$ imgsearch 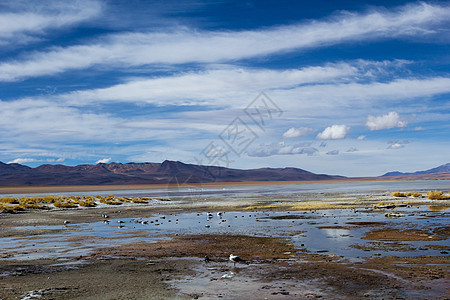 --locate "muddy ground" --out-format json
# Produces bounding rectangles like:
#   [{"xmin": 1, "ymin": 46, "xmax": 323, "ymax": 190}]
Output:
[
  {"xmin": 0, "ymin": 192, "xmax": 449, "ymax": 299},
  {"xmin": 1, "ymin": 232, "xmax": 448, "ymax": 299}
]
